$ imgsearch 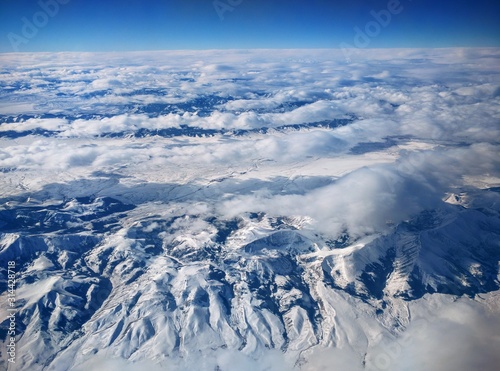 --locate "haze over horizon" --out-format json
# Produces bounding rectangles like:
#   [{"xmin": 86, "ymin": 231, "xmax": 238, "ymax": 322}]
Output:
[{"xmin": 1, "ymin": 0, "xmax": 499, "ymax": 53}]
